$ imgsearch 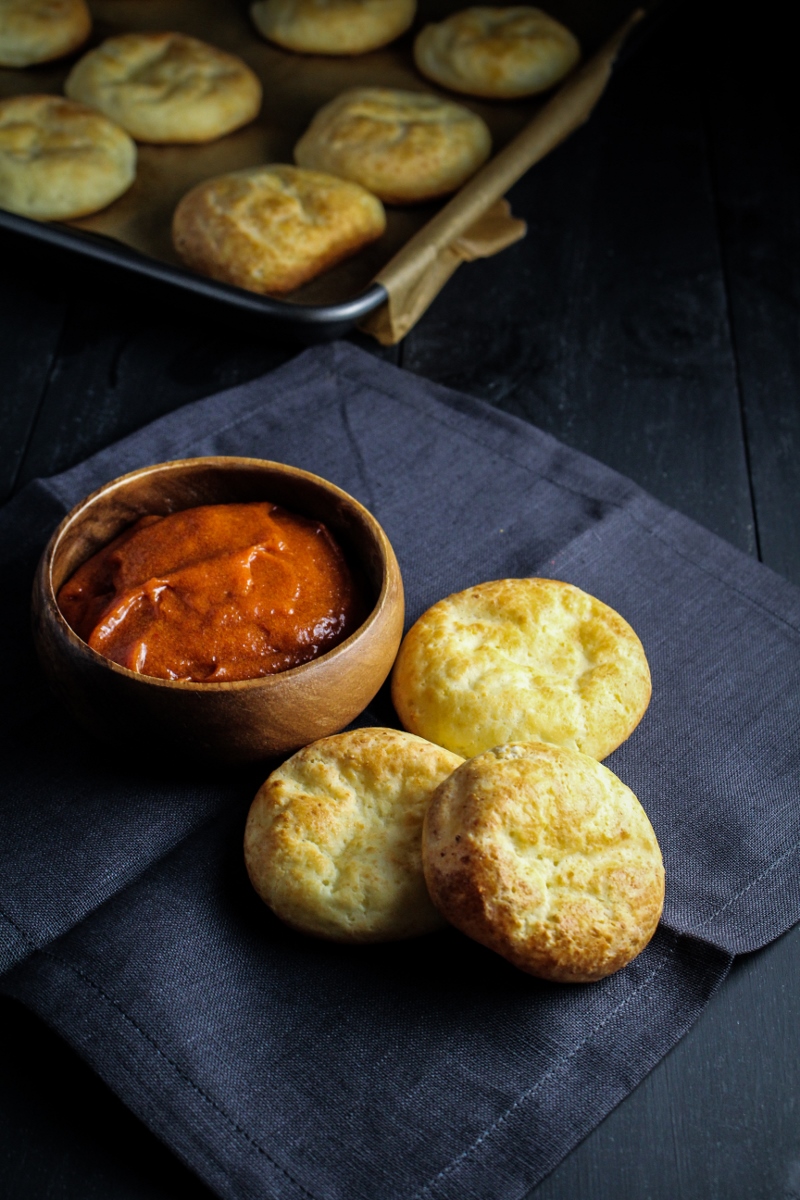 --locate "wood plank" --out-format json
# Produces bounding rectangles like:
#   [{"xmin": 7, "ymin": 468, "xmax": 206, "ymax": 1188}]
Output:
[
  {"xmin": 707, "ymin": 0, "xmax": 800, "ymax": 585},
  {"xmin": 11, "ymin": 250, "xmax": 399, "ymax": 492},
  {"xmin": 402, "ymin": 0, "xmax": 755, "ymax": 554},
  {"xmin": 0, "ymin": 231, "xmax": 65, "ymax": 503},
  {"xmin": 532, "ymin": 4, "xmax": 800, "ymax": 1195},
  {"xmin": 12, "ymin": 259, "xmax": 291, "ymax": 490}
]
